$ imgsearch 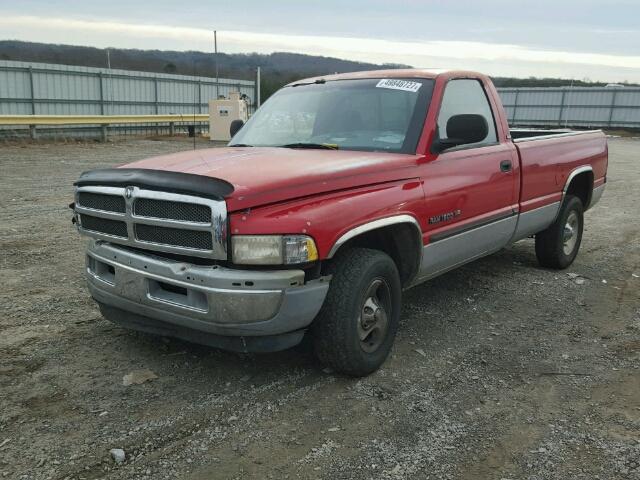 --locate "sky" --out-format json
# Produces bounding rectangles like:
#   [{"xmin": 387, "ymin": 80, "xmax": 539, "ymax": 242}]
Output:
[{"xmin": 0, "ymin": 0, "xmax": 639, "ymax": 82}]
